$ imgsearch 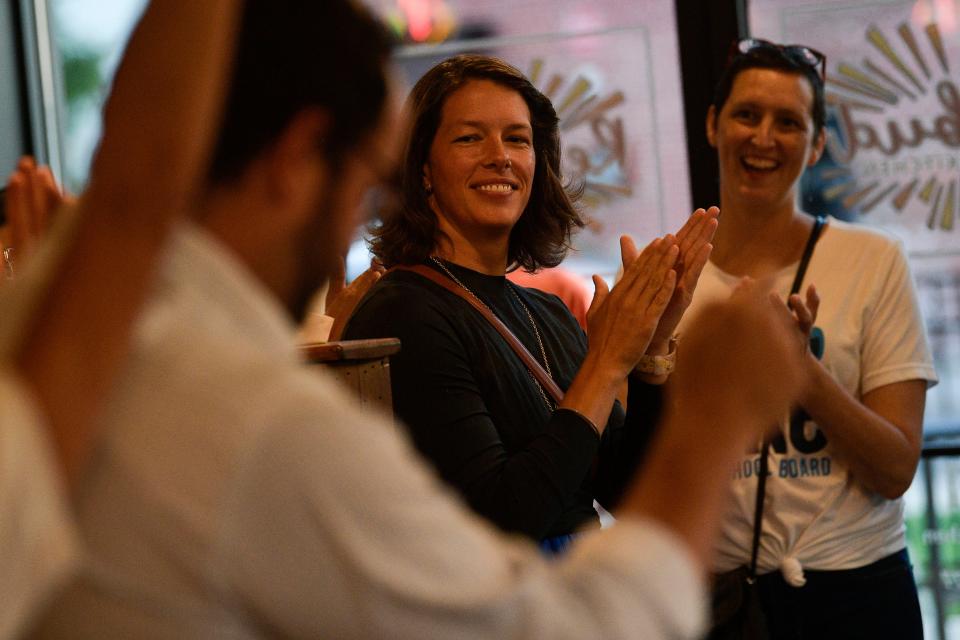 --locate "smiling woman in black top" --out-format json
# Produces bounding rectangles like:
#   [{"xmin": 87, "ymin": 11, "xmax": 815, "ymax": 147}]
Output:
[{"xmin": 345, "ymin": 54, "xmax": 717, "ymax": 551}]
